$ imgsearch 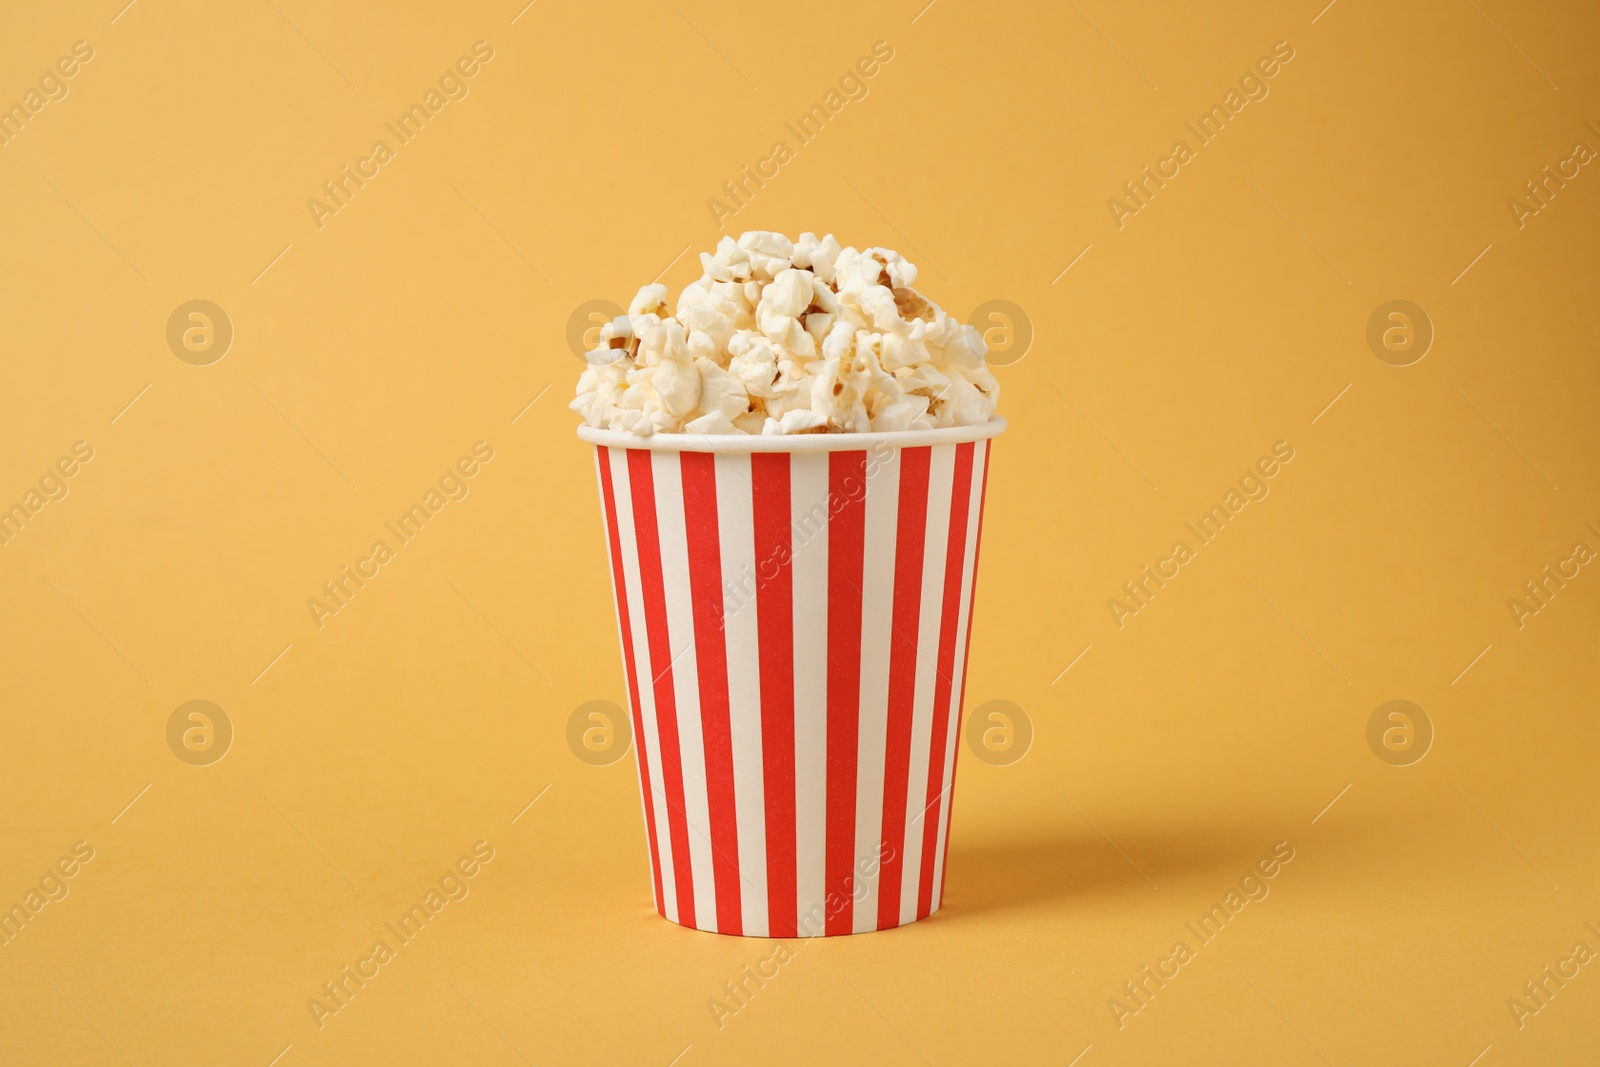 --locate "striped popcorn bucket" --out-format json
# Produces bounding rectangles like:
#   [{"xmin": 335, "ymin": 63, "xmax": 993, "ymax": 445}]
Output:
[{"xmin": 578, "ymin": 419, "xmax": 1003, "ymax": 936}]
